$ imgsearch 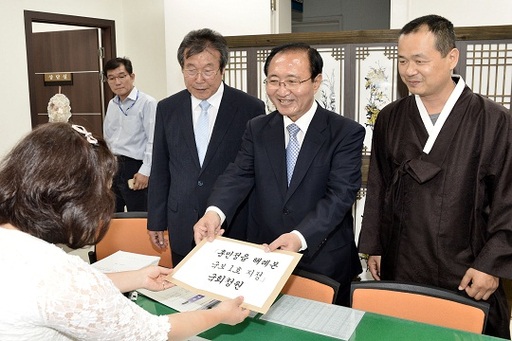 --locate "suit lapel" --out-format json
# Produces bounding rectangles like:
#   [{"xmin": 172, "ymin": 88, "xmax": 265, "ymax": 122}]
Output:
[
  {"xmin": 263, "ymin": 113, "xmax": 288, "ymax": 199},
  {"xmin": 201, "ymin": 86, "xmax": 234, "ymax": 172},
  {"xmin": 286, "ymin": 107, "xmax": 327, "ymax": 201},
  {"xmin": 178, "ymin": 95, "xmax": 201, "ymax": 169}
]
